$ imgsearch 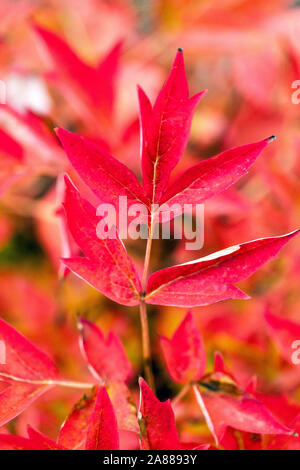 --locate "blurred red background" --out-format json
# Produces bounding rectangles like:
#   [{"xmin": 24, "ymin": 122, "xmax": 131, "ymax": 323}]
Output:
[{"xmin": 0, "ymin": 0, "xmax": 300, "ymax": 449}]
